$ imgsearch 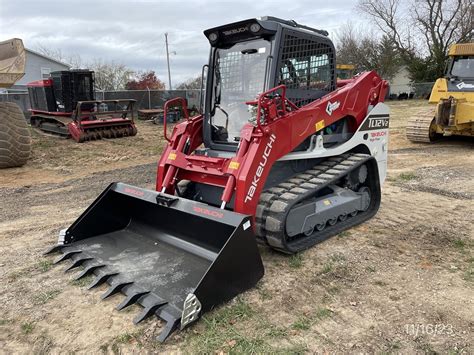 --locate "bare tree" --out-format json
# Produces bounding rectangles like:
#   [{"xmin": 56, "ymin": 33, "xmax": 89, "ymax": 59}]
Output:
[
  {"xmin": 35, "ymin": 45, "xmax": 135, "ymax": 90},
  {"xmin": 89, "ymin": 59, "xmax": 135, "ymax": 91},
  {"xmin": 358, "ymin": 0, "xmax": 473, "ymax": 81},
  {"xmin": 176, "ymin": 75, "xmax": 202, "ymax": 90},
  {"xmin": 336, "ymin": 23, "xmax": 401, "ymax": 80},
  {"xmin": 35, "ymin": 44, "xmax": 83, "ymax": 68}
]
